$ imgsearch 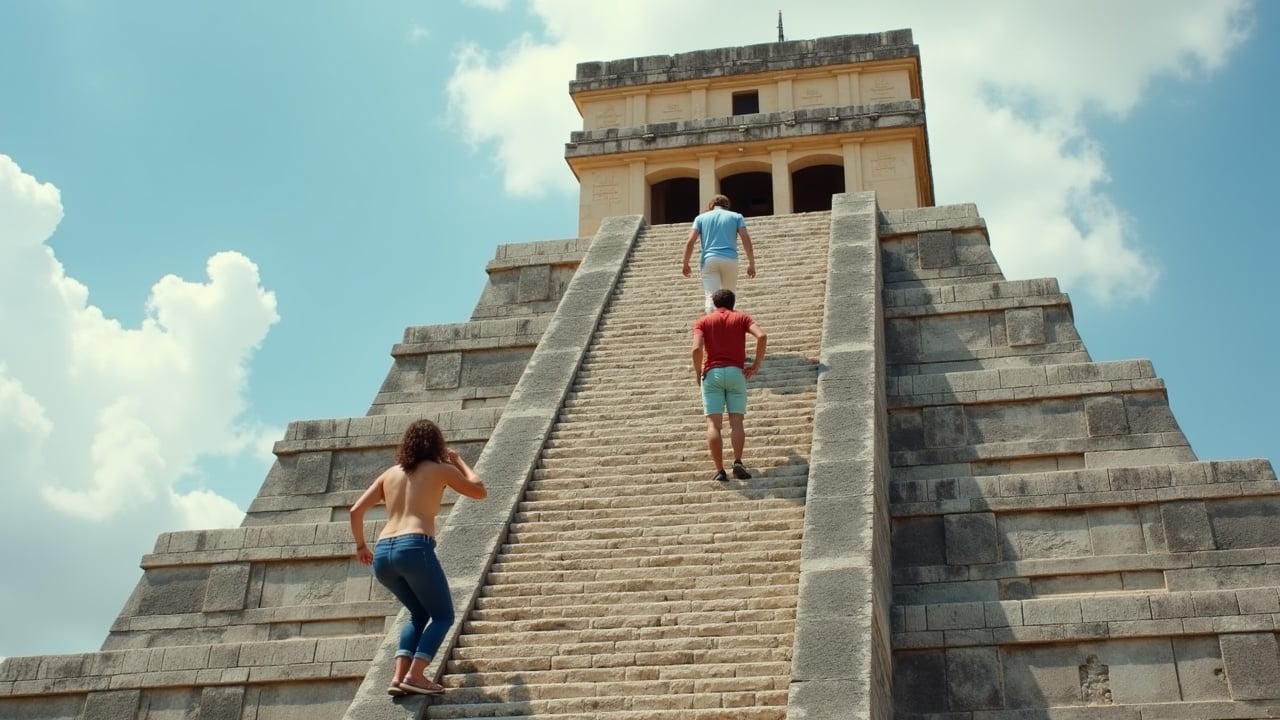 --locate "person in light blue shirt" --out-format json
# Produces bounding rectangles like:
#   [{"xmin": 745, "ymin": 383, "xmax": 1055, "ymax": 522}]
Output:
[{"xmin": 681, "ymin": 194, "xmax": 756, "ymax": 313}]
